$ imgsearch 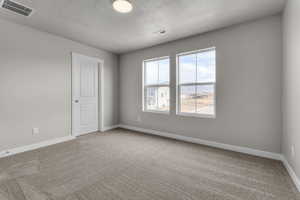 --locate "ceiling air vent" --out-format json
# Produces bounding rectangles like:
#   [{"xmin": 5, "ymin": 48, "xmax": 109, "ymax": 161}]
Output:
[{"xmin": 1, "ymin": 0, "xmax": 33, "ymax": 16}]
